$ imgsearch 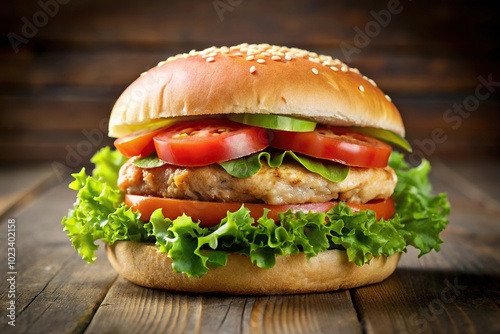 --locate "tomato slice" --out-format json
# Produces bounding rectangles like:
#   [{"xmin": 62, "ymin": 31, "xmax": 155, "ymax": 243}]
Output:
[
  {"xmin": 125, "ymin": 195, "xmax": 395, "ymax": 227},
  {"xmin": 153, "ymin": 119, "xmax": 269, "ymax": 166},
  {"xmin": 114, "ymin": 128, "xmax": 164, "ymax": 158},
  {"xmin": 269, "ymin": 126, "xmax": 392, "ymax": 168},
  {"xmin": 228, "ymin": 114, "xmax": 317, "ymax": 132}
]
